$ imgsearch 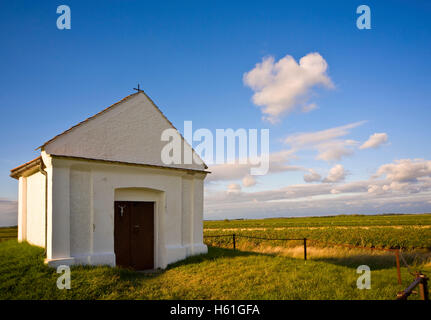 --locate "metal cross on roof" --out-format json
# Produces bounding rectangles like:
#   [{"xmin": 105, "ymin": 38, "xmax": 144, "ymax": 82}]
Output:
[{"xmin": 133, "ymin": 84, "xmax": 143, "ymax": 92}]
